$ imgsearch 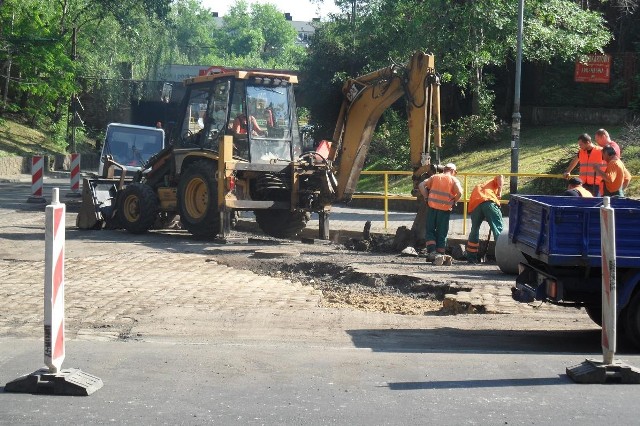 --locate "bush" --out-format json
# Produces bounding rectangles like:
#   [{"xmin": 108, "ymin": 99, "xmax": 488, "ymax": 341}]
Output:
[{"xmin": 446, "ymin": 114, "xmax": 502, "ymax": 154}]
